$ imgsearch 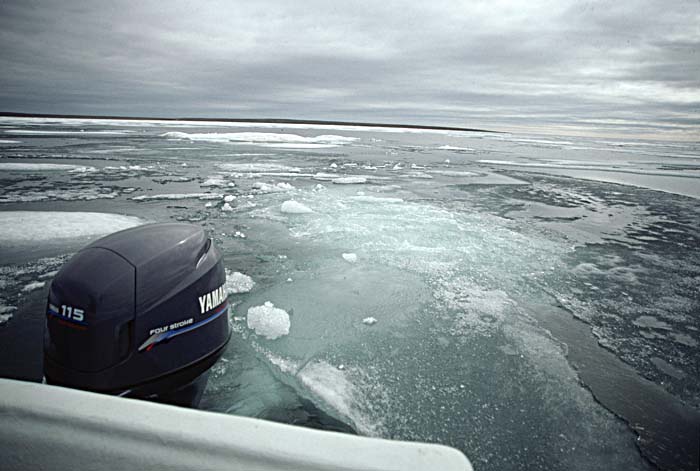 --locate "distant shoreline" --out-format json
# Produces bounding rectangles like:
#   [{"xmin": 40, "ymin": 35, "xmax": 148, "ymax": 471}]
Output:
[{"xmin": 0, "ymin": 111, "xmax": 499, "ymax": 134}]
